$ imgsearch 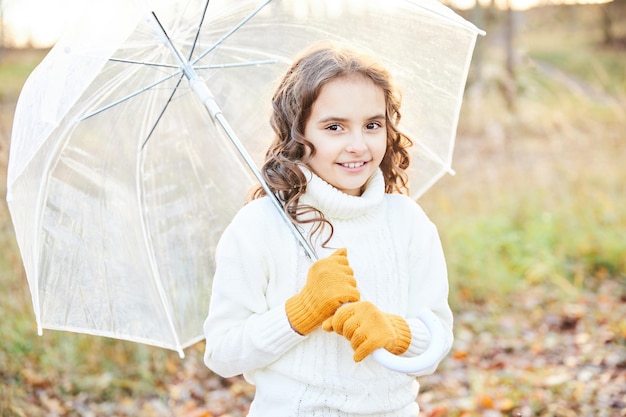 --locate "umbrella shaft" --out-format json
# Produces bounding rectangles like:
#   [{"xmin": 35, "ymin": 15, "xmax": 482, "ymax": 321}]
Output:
[
  {"xmin": 215, "ymin": 110, "xmax": 318, "ymax": 261},
  {"xmin": 190, "ymin": 80, "xmax": 318, "ymax": 261}
]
